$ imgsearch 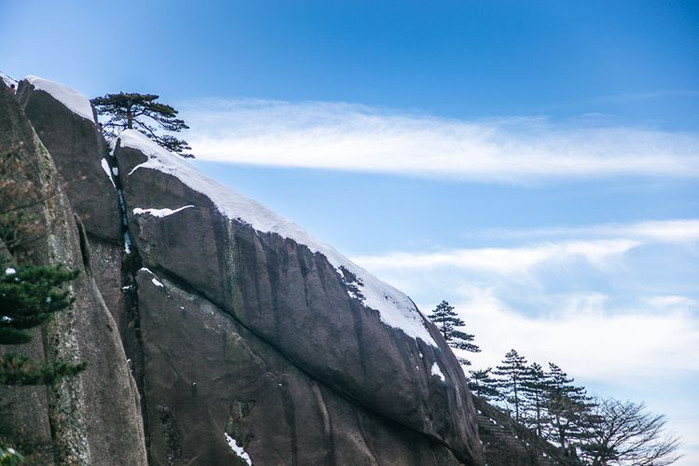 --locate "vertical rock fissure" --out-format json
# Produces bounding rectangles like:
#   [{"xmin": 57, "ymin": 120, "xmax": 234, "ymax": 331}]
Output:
[
  {"xmin": 310, "ymin": 381, "xmax": 335, "ymax": 466},
  {"xmin": 279, "ymin": 378, "xmax": 299, "ymax": 466},
  {"xmin": 104, "ymin": 148, "xmax": 151, "ymax": 461}
]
